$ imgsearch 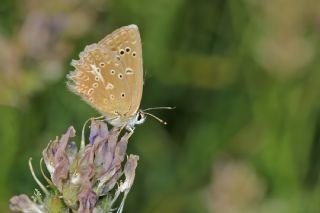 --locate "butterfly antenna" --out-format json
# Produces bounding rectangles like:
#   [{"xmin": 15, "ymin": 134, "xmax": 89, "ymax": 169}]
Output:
[
  {"xmin": 142, "ymin": 106, "xmax": 175, "ymax": 112},
  {"xmin": 143, "ymin": 112, "xmax": 168, "ymax": 125}
]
